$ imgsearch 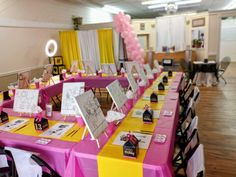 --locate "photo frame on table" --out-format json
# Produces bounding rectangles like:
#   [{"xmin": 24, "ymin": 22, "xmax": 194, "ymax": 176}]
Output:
[
  {"xmin": 74, "ymin": 90, "xmax": 108, "ymax": 148},
  {"xmin": 106, "ymin": 80, "xmax": 128, "ymax": 111},
  {"xmin": 126, "ymin": 73, "xmax": 138, "ymax": 93},
  {"xmin": 42, "ymin": 64, "xmax": 53, "ymax": 82},
  {"xmin": 53, "ymin": 56, "xmax": 63, "ymax": 66},
  {"xmin": 58, "ymin": 65, "xmax": 65, "ymax": 74},
  {"xmin": 144, "ymin": 64, "xmax": 153, "ymax": 76},
  {"xmin": 82, "ymin": 60, "xmax": 96, "ymax": 75},
  {"xmin": 61, "ymin": 82, "xmax": 85, "ymax": 116},
  {"xmin": 17, "ymin": 70, "xmax": 30, "ymax": 89},
  {"xmin": 101, "ymin": 63, "xmax": 117, "ymax": 75},
  {"xmin": 125, "ymin": 61, "xmax": 141, "ymax": 75},
  {"xmin": 13, "ymin": 89, "xmax": 39, "ymax": 114},
  {"xmin": 70, "ymin": 60, "xmax": 78, "ymax": 73}
]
